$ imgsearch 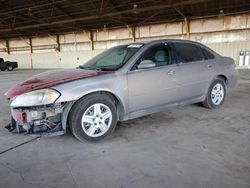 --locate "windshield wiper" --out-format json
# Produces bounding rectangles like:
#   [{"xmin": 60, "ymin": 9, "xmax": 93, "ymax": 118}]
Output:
[
  {"xmin": 79, "ymin": 65, "xmax": 102, "ymax": 71},
  {"xmin": 97, "ymin": 67, "xmax": 115, "ymax": 71}
]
